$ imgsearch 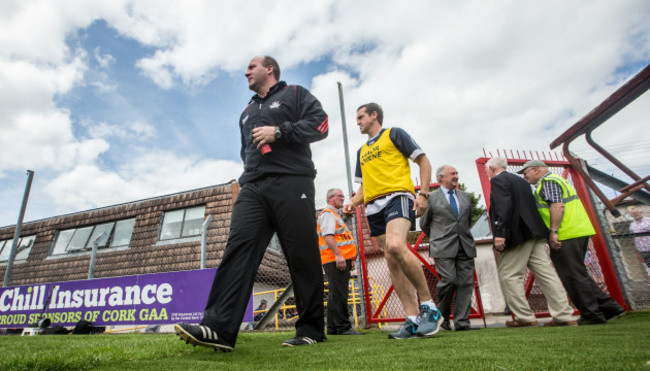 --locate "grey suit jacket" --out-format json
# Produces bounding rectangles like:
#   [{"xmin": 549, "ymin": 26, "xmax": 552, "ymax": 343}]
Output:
[{"xmin": 419, "ymin": 188, "xmax": 476, "ymax": 258}]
